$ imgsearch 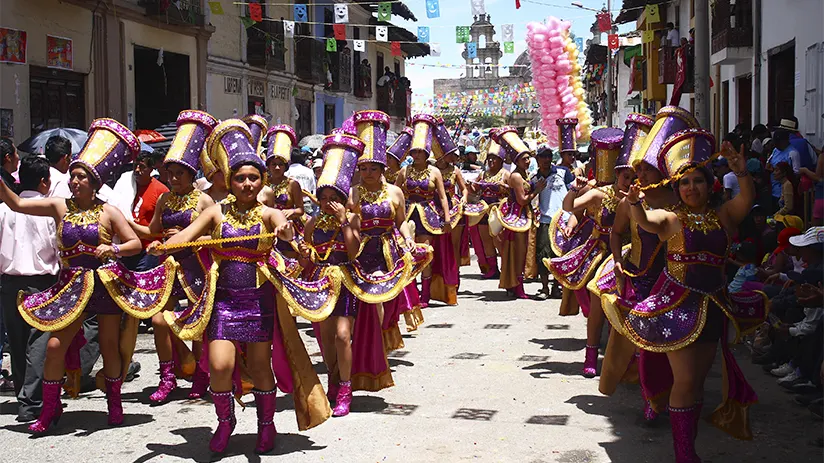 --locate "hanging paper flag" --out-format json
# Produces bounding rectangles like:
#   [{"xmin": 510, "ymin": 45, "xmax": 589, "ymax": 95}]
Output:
[
  {"xmin": 471, "ymin": 0, "xmax": 485, "ymax": 16},
  {"xmin": 354, "ymin": 39, "xmax": 365, "ymax": 52},
  {"xmin": 502, "ymin": 24, "xmax": 514, "ymax": 42},
  {"xmin": 294, "ymin": 4, "xmax": 308, "ymax": 22},
  {"xmin": 208, "ymin": 1, "xmax": 223, "ymax": 15},
  {"xmin": 597, "ymin": 11, "xmax": 612, "ymax": 32},
  {"xmin": 642, "ymin": 29, "xmax": 655, "ymax": 44},
  {"xmin": 515, "ymin": 0, "xmax": 521, "ymax": 8},
  {"xmin": 378, "ymin": 2, "xmax": 392, "ymax": 21},
  {"xmin": 417, "ymin": 26, "xmax": 430, "ymax": 43},
  {"xmin": 466, "ymin": 42, "xmax": 478, "ymax": 59},
  {"xmin": 284, "ymin": 20, "xmax": 295, "ymax": 38},
  {"xmin": 575, "ymin": 37, "xmax": 584, "ymax": 53},
  {"xmin": 645, "ymin": 4, "xmax": 661, "ymax": 23},
  {"xmin": 426, "ymin": 0, "xmax": 440, "ymax": 18},
  {"xmin": 504, "ymin": 41, "xmax": 514, "ymax": 54},
  {"xmin": 333, "ymin": 24, "xmax": 346, "ymax": 40},
  {"xmin": 430, "ymin": 43, "xmax": 441, "ymax": 57},
  {"xmin": 249, "ymin": 2, "xmax": 262, "ymax": 22},
  {"xmin": 456, "ymin": 26, "xmax": 470, "ymax": 43},
  {"xmin": 376, "ymin": 25, "xmax": 388, "ymax": 42},
  {"xmin": 240, "ymin": 16, "xmax": 255, "ymax": 29},
  {"xmin": 608, "ymin": 34, "xmax": 619, "ymax": 50},
  {"xmin": 326, "ymin": 38, "xmax": 337, "ymax": 52},
  {"xmin": 391, "ymin": 41, "xmax": 401, "ymax": 56},
  {"xmin": 334, "ymin": 4, "xmax": 349, "ymax": 23}
]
